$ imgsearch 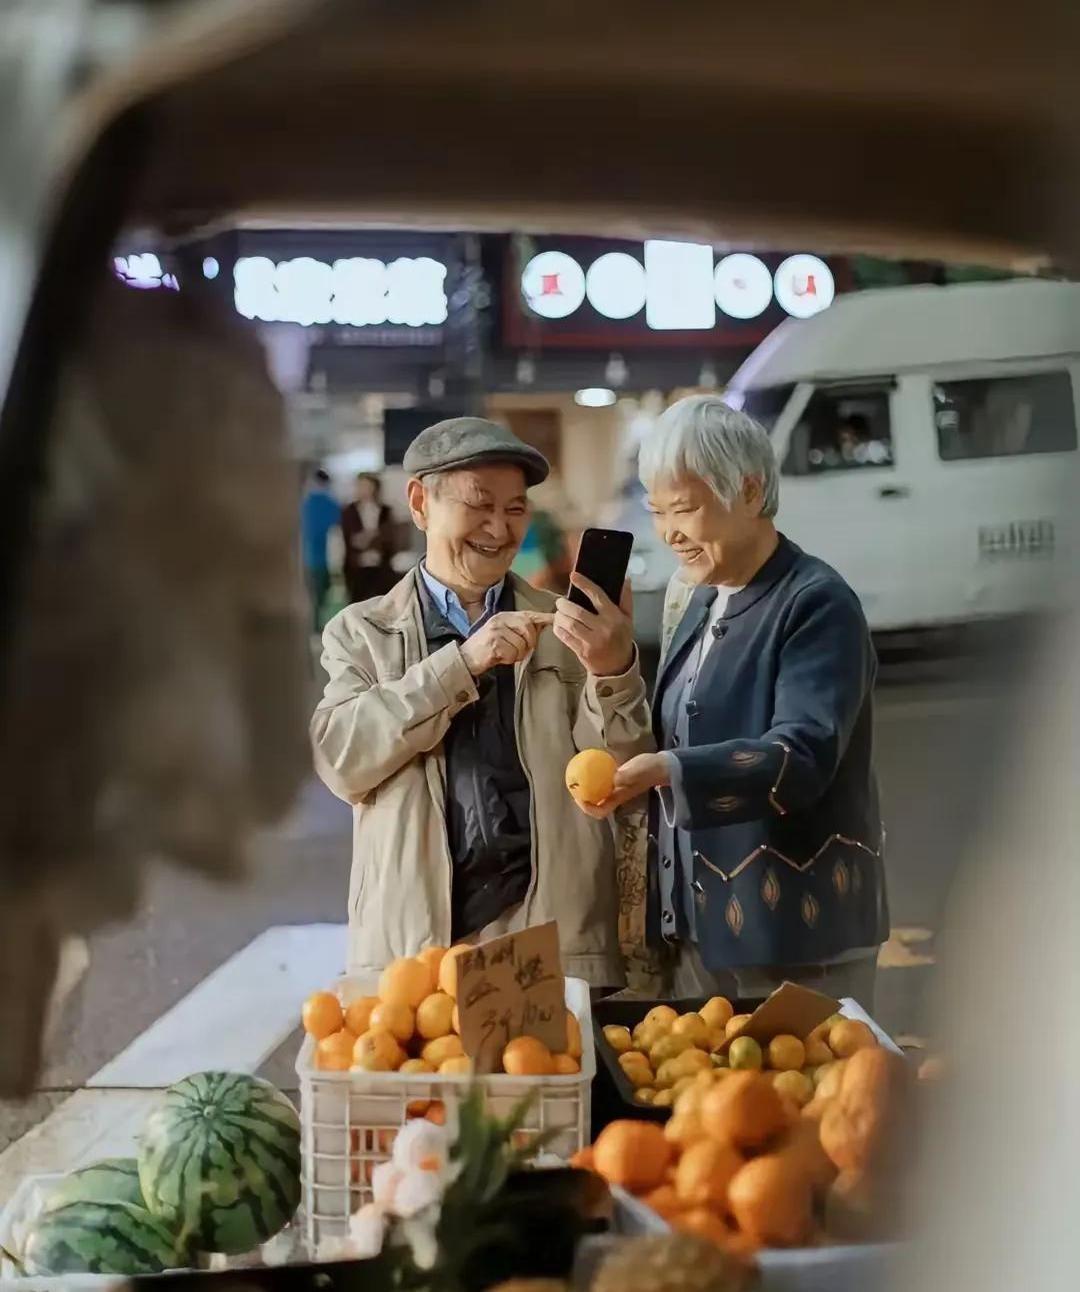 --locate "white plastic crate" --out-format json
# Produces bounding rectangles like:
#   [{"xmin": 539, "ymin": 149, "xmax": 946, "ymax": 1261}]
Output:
[{"xmin": 297, "ymin": 974, "xmax": 594, "ymax": 1249}]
